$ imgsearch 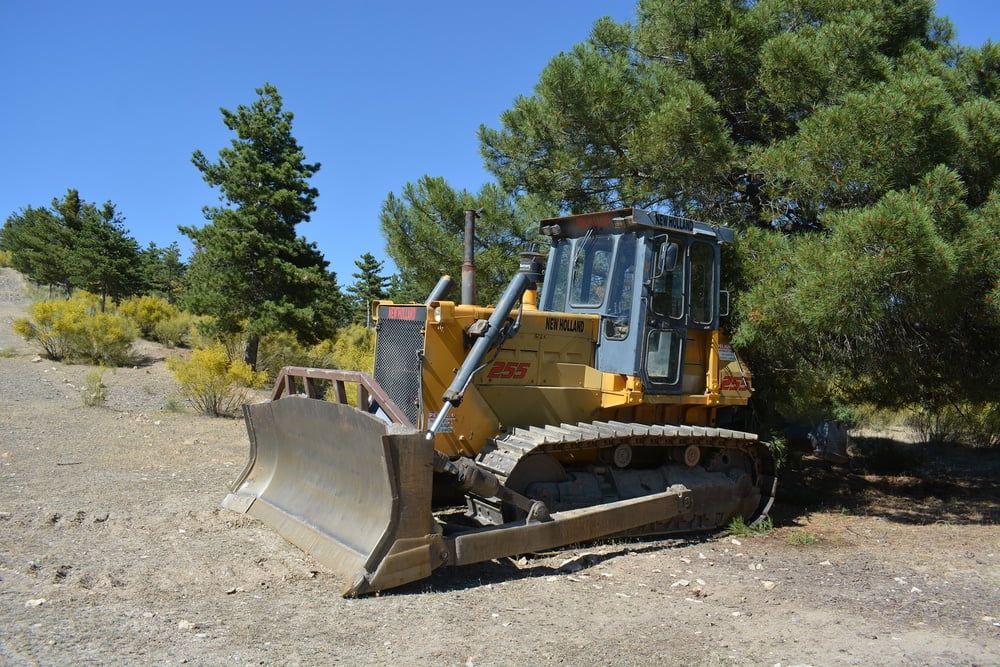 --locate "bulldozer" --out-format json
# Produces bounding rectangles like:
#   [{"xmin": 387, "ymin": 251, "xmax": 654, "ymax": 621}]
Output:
[{"xmin": 223, "ymin": 207, "xmax": 776, "ymax": 596}]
